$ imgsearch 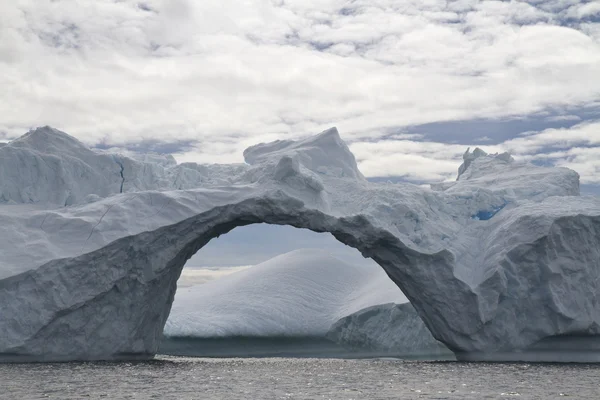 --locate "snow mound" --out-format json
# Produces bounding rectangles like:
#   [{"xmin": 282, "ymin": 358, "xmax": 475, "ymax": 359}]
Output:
[
  {"xmin": 0, "ymin": 125, "xmax": 599, "ymax": 362},
  {"xmin": 164, "ymin": 249, "xmax": 407, "ymax": 337},
  {"xmin": 326, "ymin": 303, "xmax": 450, "ymax": 356}
]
